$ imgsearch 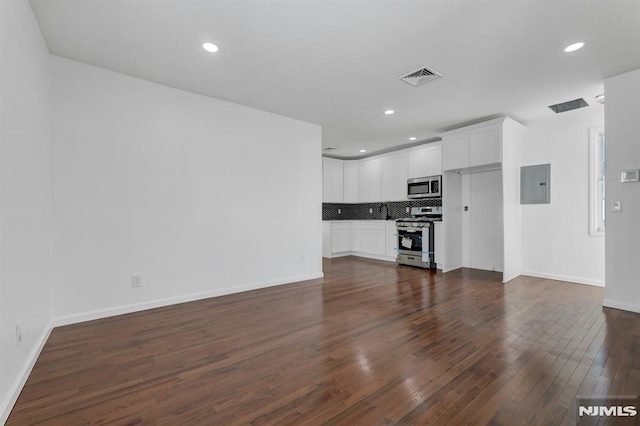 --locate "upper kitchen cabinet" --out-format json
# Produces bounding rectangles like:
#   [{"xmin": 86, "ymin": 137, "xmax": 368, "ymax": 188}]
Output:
[
  {"xmin": 322, "ymin": 158, "xmax": 344, "ymax": 202},
  {"xmin": 382, "ymin": 152, "xmax": 409, "ymax": 201},
  {"xmin": 358, "ymin": 158, "xmax": 381, "ymax": 202},
  {"xmin": 343, "ymin": 161, "xmax": 359, "ymax": 203},
  {"xmin": 408, "ymin": 144, "xmax": 442, "ymax": 178},
  {"xmin": 441, "ymin": 118, "xmax": 517, "ymax": 171}
]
